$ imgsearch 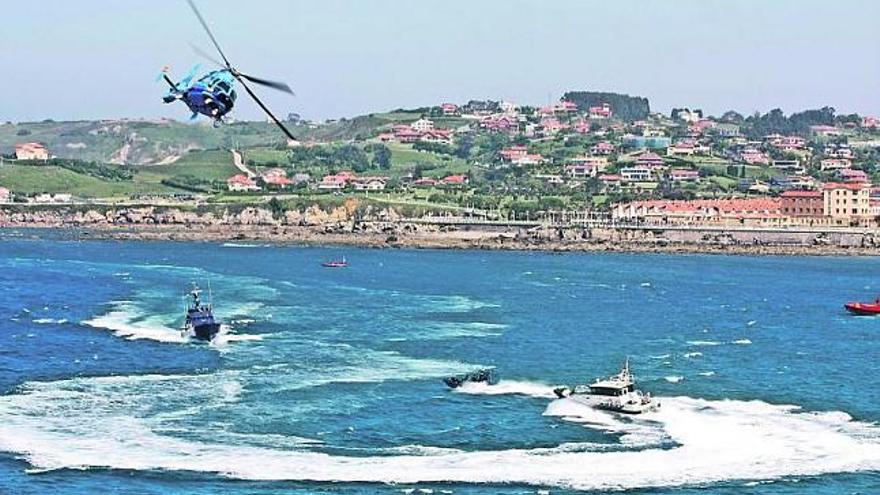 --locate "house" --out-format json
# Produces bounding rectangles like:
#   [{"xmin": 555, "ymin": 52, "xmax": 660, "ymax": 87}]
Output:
[
  {"xmin": 318, "ymin": 171, "xmax": 356, "ymax": 190},
  {"xmin": 15, "ymin": 142, "xmax": 49, "ymax": 160},
  {"xmin": 667, "ymin": 169, "xmax": 700, "ymax": 182},
  {"xmin": 260, "ymin": 168, "xmax": 294, "ymax": 189},
  {"xmin": 591, "ymin": 142, "xmax": 615, "ymax": 155},
  {"xmin": 861, "ymin": 116, "xmax": 880, "ymax": 129},
  {"xmin": 823, "ymin": 182, "xmax": 872, "ymax": 223},
  {"xmin": 811, "ymin": 125, "xmax": 842, "ymax": 137},
  {"xmin": 412, "ymin": 178, "xmax": 438, "ymax": 187},
  {"xmin": 419, "ymin": 129, "xmax": 454, "ymax": 145},
  {"xmin": 714, "ymin": 123, "xmax": 741, "ymax": 137},
  {"xmin": 393, "ymin": 125, "xmax": 422, "ymax": 143},
  {"xmin": 740, "ymin": 147, "xmax": 769, "ymax": 165},
  {"xmin": 597, "ymin": 174, "xmax": 621, "ymax": 191},
  {"xmin": 666, "ymin": 141, "xmax": 696, "ymax": 156},
  {"xmin": 635, "ymin": 152, "xmax": 665, "ymax": 168},
  {"xmin": 480, "ymin": 115, "xmax": 517, "ymax": 132},
  {"xmin": 500, "ymin": 145, "xmax": 528, "ymax": 162},
  {"xmin": 768, "ymin": 135, "xmax": 805, "ymax": 152},
  {"xmin": 823, "ymin": 144, "xmax": 853, "ymax": 159},
  {"xmin": 352, "ymin": 176, "xmax": 388, "ymax": 191},
  {"xmin": 440, "ymin": 103, "xmax": 459, "ymax": 116},
  {"xmin": 411, "ymin": 118, "xmax": 434, "ymax": 132},
  {"xmin": 0, "ymin": 187, "xmax": 11, "ymax": 203},
  {"xmin": 556, "ymin": 100, "xmax": 578, "ymax": 113},
  {"xmin": 439, "ymin": 174, "xmax": 468, "ymax": 185},
  {"xmin": 32, "ymin": 193, "xmax": 72, "ymax": 204},
  {"xmin": 836, "ymin": 168, "xmax": 868, "ymax": 183},
  {"xmin": 820, "ymin": 158, "xmax": 852, "ymax": 171},
  {"xmin": 688, "ymin": 119, "xmax": 716, "ymax": 135},
  {"xmin": 771, "ymin": 159, "xmax": 806, "ymax": 175},
  {"xmin": 620, "ymin": 166, "xmax": 653, "ymax": 182},
  {"xmin": 572, "ymin": 120, "xmax": 591, "ymax": 134},
  {"xmin": 588, "ymin": 103, "xmax": 612, "ymax": 119},
  {"xmin": 227, "ymin": 174, "xmax": 260, "ymax": 192},
  {"xmin": 771, "ymin": 175, "xmax": 816, "ymax": 191},
  {"xmin": 780, "ymin": 190, "xmax": 824, "ymax": 218},
  {"xmin": 540, "ymin": 118, "xmax": 568, "ymax": 134},
  {"xmin": 566, "ymin": 156, "xmax": 608, "ymax": 177},
  {"xmin": 500, "ymin": 145, "xmax": 543, "ymax": 165},
  {"xmin": 671, "ymin": 108, "xmax": 703, "ymax": 123}
]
